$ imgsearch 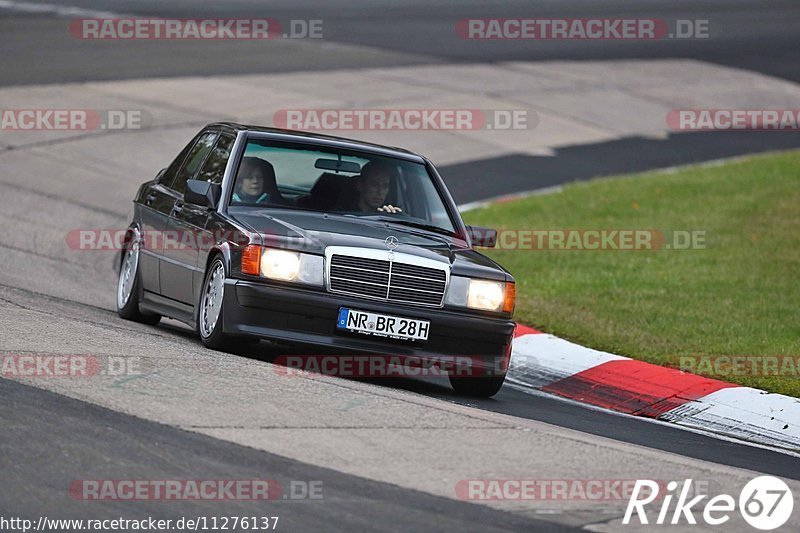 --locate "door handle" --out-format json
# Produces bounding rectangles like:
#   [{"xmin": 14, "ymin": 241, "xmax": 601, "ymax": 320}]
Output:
[{"xmin": 171, "ymin": 204, "xmax": 183, "ymax": 215}]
